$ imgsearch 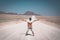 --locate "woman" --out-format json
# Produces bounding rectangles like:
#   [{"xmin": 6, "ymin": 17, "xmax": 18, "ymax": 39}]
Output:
[{"xmin": 26, "ymin": 18, "xmax": 34, "ymax": 36}]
